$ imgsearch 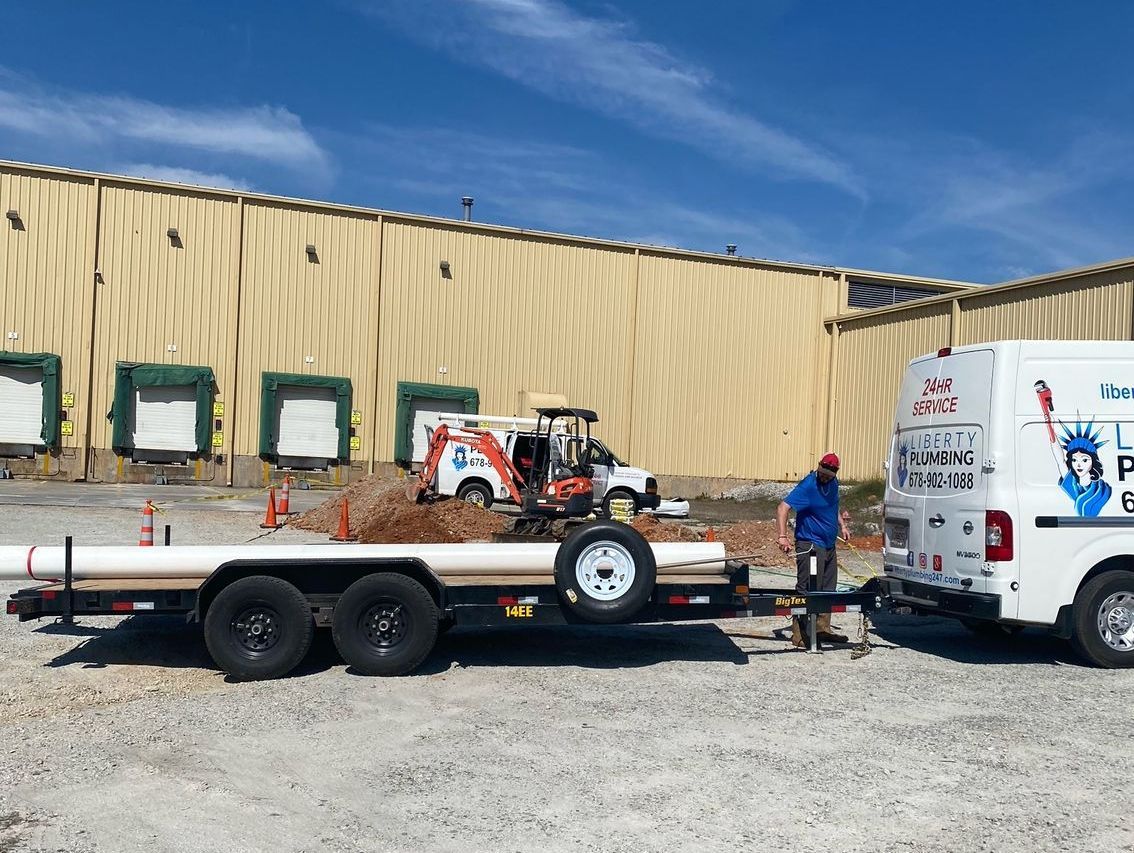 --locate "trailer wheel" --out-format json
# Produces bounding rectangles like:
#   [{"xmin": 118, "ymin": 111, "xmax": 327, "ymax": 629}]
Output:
[
  {"xmin": 554, "ymin": 521, "xmax": 656, "ymax": 624},
  {"xmin": 204, "ymin": 576, "xmax": 314, "ymax": 681},
  {"xmin": 332, "ymin": 573, "xmax": 439, "ymax": 676},
  {"xmin": 1070, "ymin": 570, "xmax": 1134, "ymax": 668},
  {"xmin": 457, "ymin": 481, "xmax": 493, "ymax": 509}
]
